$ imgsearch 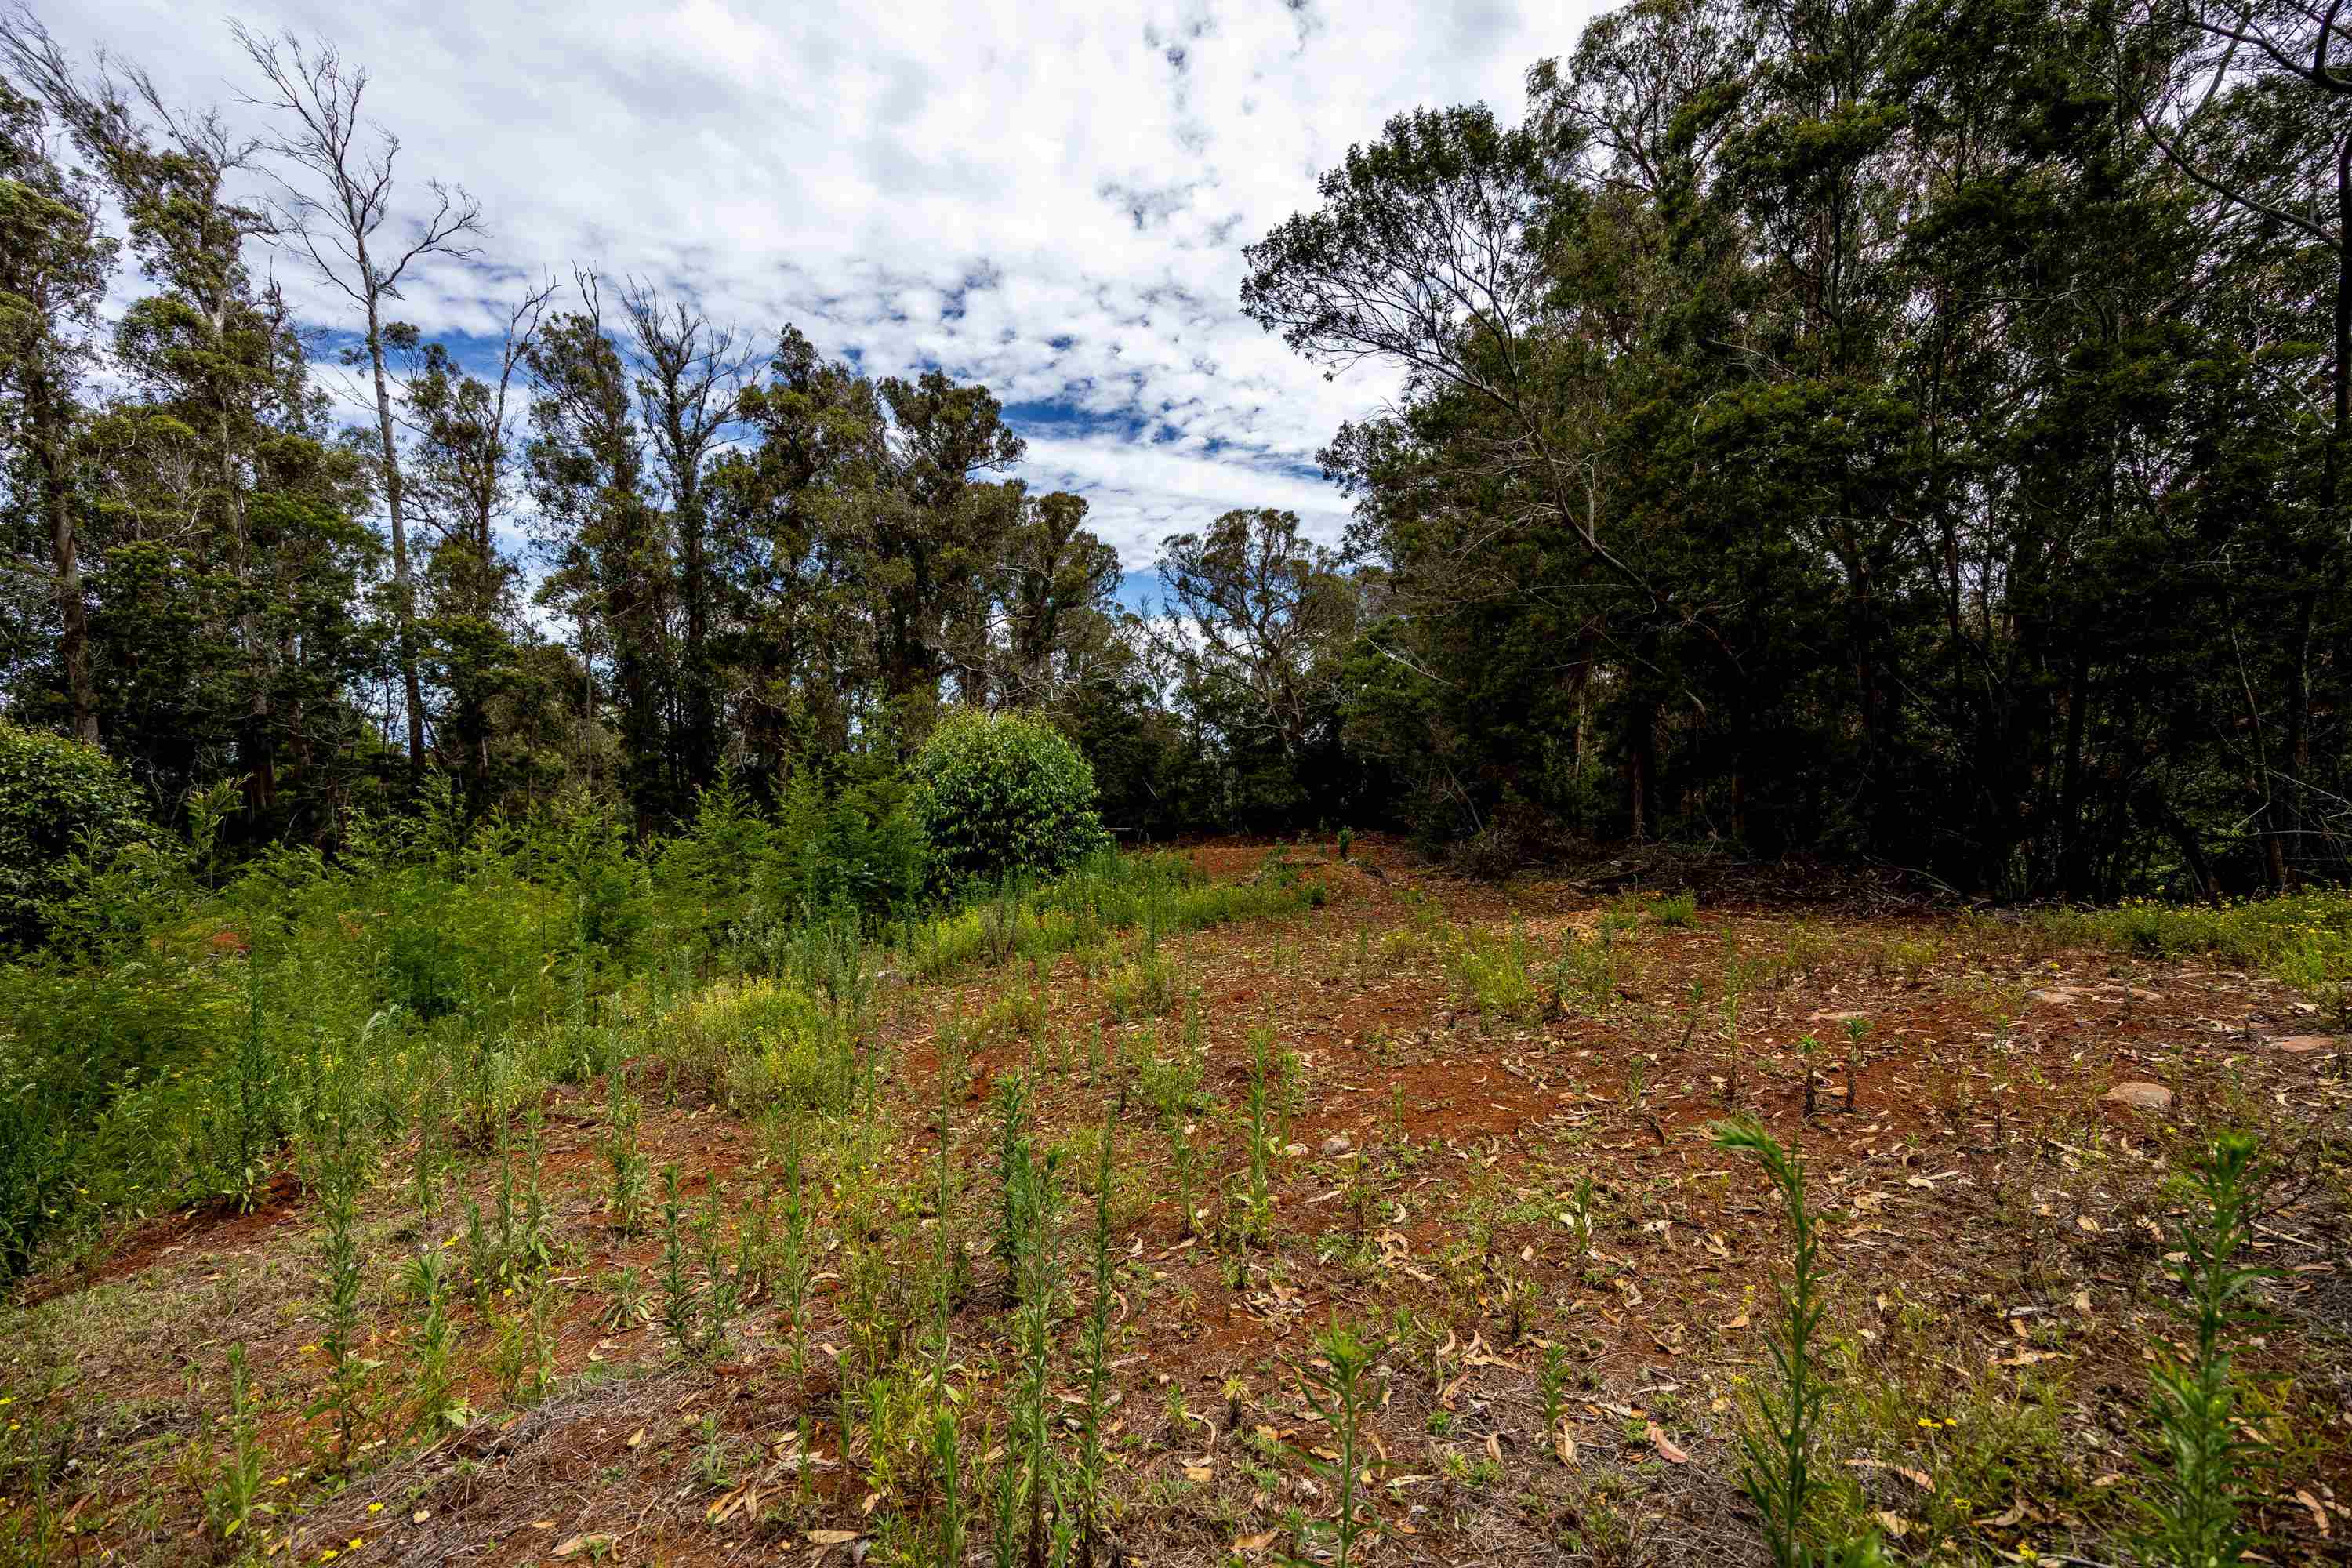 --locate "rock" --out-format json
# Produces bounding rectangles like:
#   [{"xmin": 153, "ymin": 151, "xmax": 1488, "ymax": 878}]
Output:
[
  {"xmin": 2103, "ymin": 1081, "xmax": 2174, "ymax": 1113},
  {"xmin": 1321, "ymin": 1134, "xmax": 1353, "ymax": 1157},
  {"xmin": 2268, "ymin": 1035, "xmax": 2340, "ymax": 1054},
  {"xmin": 2031, "ymin": 985, "xmax": 2096, "ymax": 1005}
]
